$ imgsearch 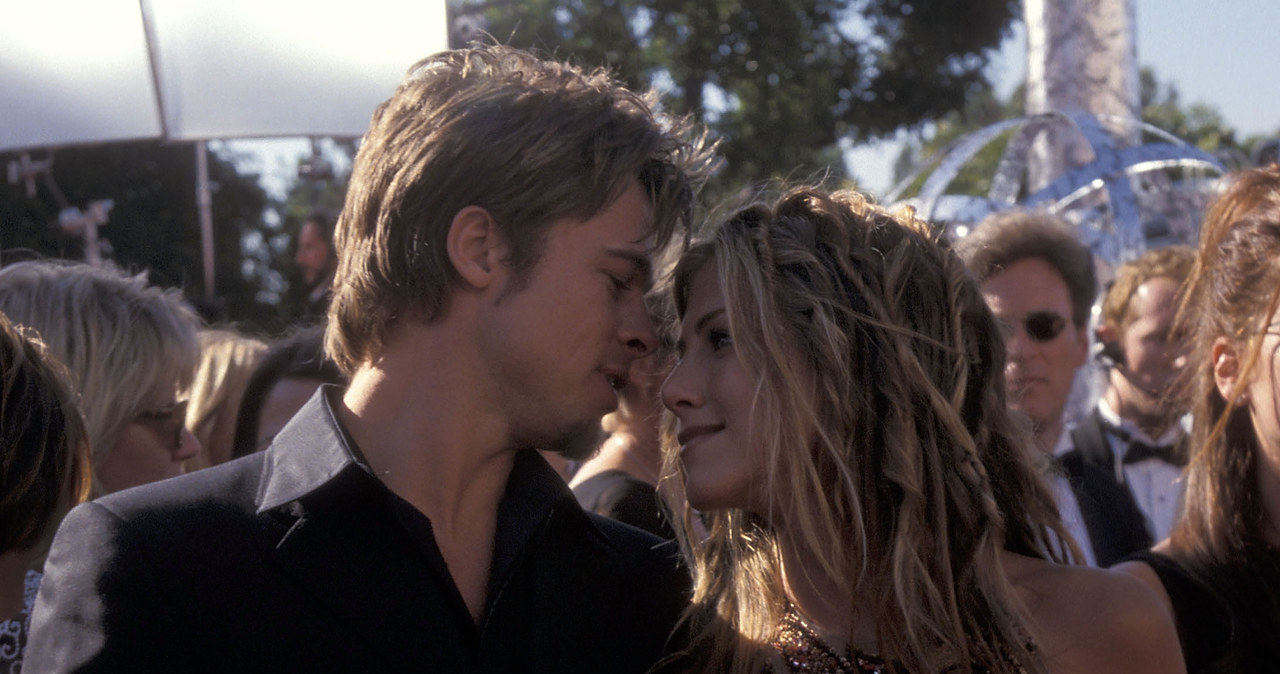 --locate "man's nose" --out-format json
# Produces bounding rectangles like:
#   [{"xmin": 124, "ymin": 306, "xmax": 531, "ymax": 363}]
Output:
[{"xmin": 619, "ymin": 295, "xmax": 657, "ymax": 357}]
